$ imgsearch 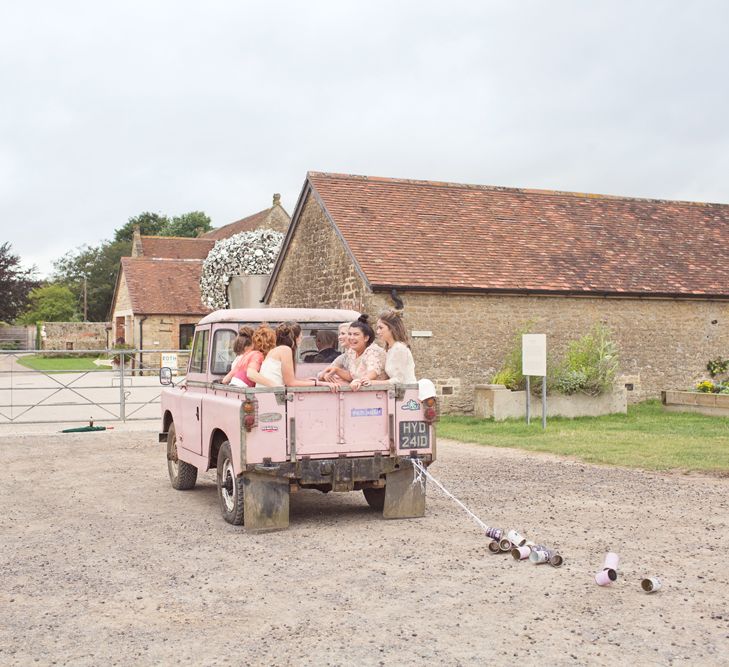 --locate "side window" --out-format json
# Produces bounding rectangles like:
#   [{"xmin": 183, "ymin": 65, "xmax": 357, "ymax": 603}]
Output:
[
  {"xmin": 179, "ymin": 324, "xmax": 195, "ymax": 350},
  {"xmin": 188, "ymin": 329, "xmax": 209, "ymax": 374},
  {"xmin": 211, "ymin": 329, "xmax": 238, "ymax": 375}
]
